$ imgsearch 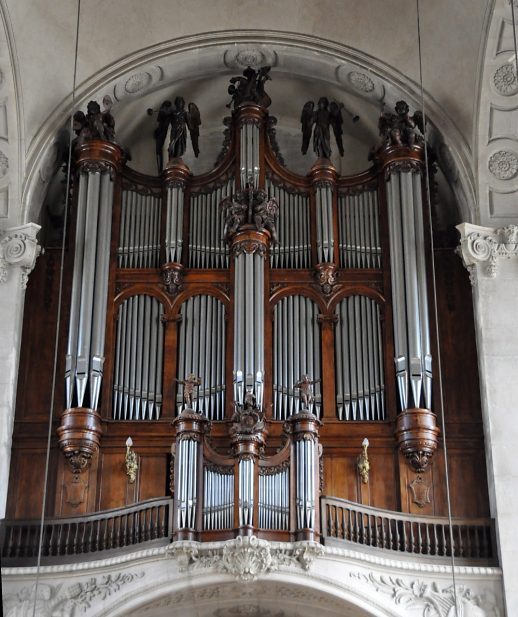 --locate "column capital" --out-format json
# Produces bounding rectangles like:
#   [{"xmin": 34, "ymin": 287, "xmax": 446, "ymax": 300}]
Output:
[
  {"xmin": 0, "ymin": 222, "xmax": 42, "ymax": 290},
  {"xmin": 456, "ymin": 222, "xmax": 518, "ymax": 282}
]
